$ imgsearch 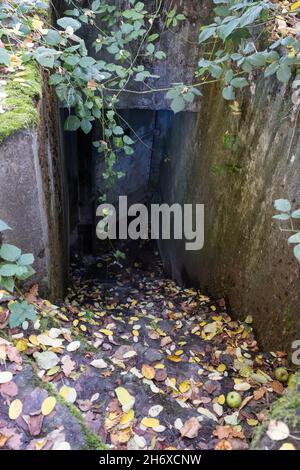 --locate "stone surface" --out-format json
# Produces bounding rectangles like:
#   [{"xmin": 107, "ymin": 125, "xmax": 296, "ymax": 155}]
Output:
[
  {"xmin": 157, "ymin": 77, "xmax": 300, "ymax": 352},
  {"xmin": 0, "ymin": 76, "xmax": 68, "ymax": 299}
]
